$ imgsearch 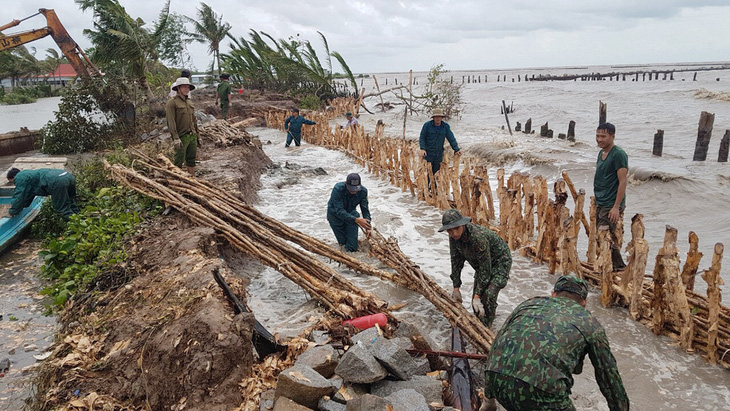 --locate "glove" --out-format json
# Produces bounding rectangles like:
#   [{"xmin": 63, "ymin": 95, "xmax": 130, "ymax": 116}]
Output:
[
  {"xmin": 451, "ymin": 288, "xmax": 462, "ymax": 303},
  {"xmin": 472, "ymin": 297, "xmax": 485, "ymax": 317}
]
